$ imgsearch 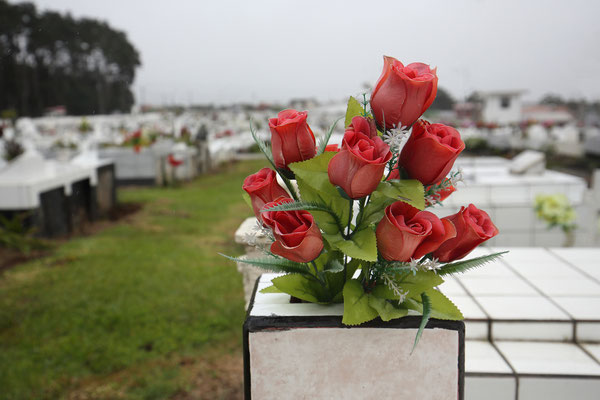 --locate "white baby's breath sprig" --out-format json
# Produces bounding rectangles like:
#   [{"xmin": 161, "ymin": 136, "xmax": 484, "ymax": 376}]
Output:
[
  {"xmin": 406, "ymin": 257, "xmax": 442, "ymax": 274},
  {"xmin": 383, "ymin": 125, "xmax": 409, "ymax": 152},
  {"xmin": 407, "ymin": 258, "xmax": 421, "ymax": 275},
  {"xmin": 382, "ymin": 272, "xmax": 408, "ymax": 302},
  {"xmin": 243, "ymin": 219, "xmax": 274, "ymax": 249},
  {"xmin": 421, "ymin": 257, "xmax": 442, "ymax": 273},
  {"xmin": 449, "ymin": 168, "xmax": 464, "ymax": 187}
]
